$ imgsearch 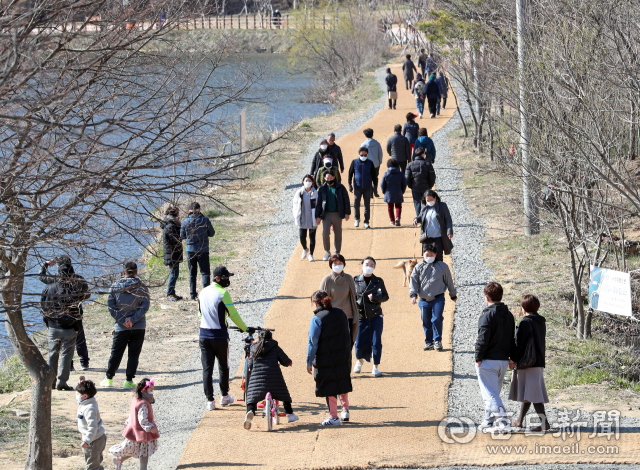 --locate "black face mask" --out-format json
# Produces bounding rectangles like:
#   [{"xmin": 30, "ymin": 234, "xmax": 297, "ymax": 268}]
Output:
[
  {"xmin": 327, "ymin": 180, "xmax": 335, "ymax": 185},
  {"xmin": 218, "ymin": 278, "xmax": 230, "ymax": 288}
]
